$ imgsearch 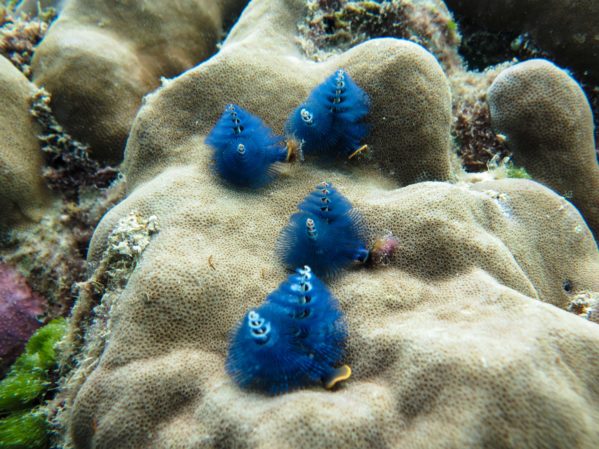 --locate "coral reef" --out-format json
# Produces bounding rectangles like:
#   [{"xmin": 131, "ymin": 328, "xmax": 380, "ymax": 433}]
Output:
[
  {"xmin": 0, "ymin": 79, "xmax": 123, "ymax": 321},
  {"xmin": 0, "ymin": 55, "xmax": 52, "ymax": 231},
  {"xmin": 445, "ymin": 0, "xmax": 599, "ymax": 149},
  {"xmin": 488, "ymin": 59, "xmax": 599, "ymax": 236},
  {"xmin": 64, "ymin": 173, "xmax": 599, "ymax": 449},
  {"xmin": 124, "ymin": 21, "xmax": 453, "ymax": 187},
  {"xmin": 0, "ymin": 318, "xmax": 67, "ymax": 449},
  {"xmin": 31, "ymin": 0, "xmax": 249, "ymax": 162},
  {"xmin": 295, "ymin": 0, "xmax": 521, "ymax": 172},
  {"xmin": 299, "ymin": 1, "xmax": 598, "ymax": 176},
  {"xmin": 1, "ymin": 14, "xmax": 122, "ymax": 331},
  {"xmin": 1, "ymin": 81, "xmax": 124, "ymax": 320},
  {"xmin": 58, "ymin": 211, "xmax": 159, "ymax": 388},
  {"xmin": 300, "ymin": 0, "xmax": 499, "ymax": 172},
  {"xmin": 444, "ymin": 0, "xmax": 599, "ymax": 85},
  {"xmin": 40, "ymin": 211, "xmax": 159, "ymax": 444},
  {"xmin": 0, "ymin": 0, "xmax": 122, "ymax": 319},
  {"xmin": 0, "ymin": 263, "xmax": 46, "ymax": 375},
  {"xmin": 299, "ymin": 0, "xmax": 461, "ymax": 74},
  {"xmin": 0, "ymin": 180, "xmax": 124, "ymax": 320},
  {"xmin": 0, "ymin": 0, "xmax": 597, "ymax": 447},
  {"xmin": 0, "ymin": 5, "xmax": 55, "ymax": 77},
  {"xmin": 46, "ymin": 1, "xmax": 599, "ymax": 448},
  {"xmin": 30, "ymin": 88, "xmax": 119, "ymax": 200},
  {"xmin": 451, "ymin": 69, "xmax": 511, "ymax": 171}
]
